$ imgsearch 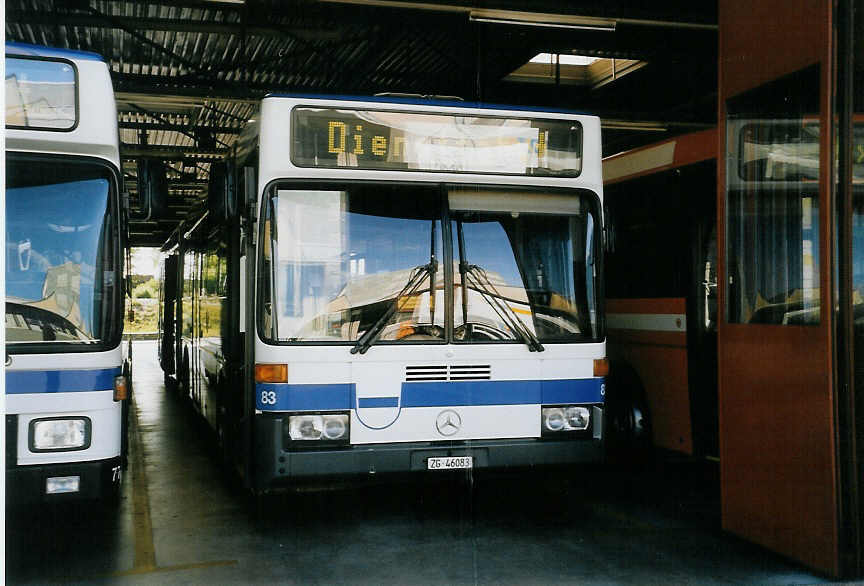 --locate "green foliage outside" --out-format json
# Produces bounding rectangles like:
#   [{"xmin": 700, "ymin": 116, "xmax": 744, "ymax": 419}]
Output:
[
  {"xmin": 125, "ymin": 299, "xmax": 159, "ymax": 333},
  {"xmin": 132, "ymin": 278, "xmax": 160, "ymax": 299},
  {"xmin": 125, "ymin": 275, "xmax": 160, "ymax": 333},
  {"xmin": 129, "ymin": 274, "xmax": 152, "ymax": 289}
]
